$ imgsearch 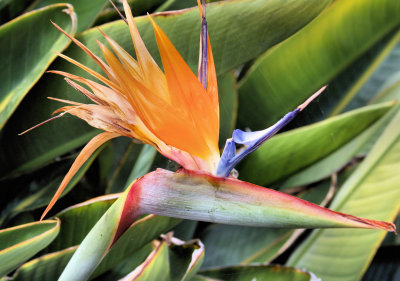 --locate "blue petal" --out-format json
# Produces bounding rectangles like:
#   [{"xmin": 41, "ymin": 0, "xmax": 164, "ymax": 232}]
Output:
[
  {"xmin": 217, "ymin": 86, "xmax": 327, "ymax": 177},
  {"xmin": 232, "ymin": 109, "xmax": 299, "ymax": 146},
  {"xmin": 217, "ymin": 109, "xmax": 299, "ymax": 177},
  {"xmin": 217, "ymin": 139, "xmax": 236, "ymax": 176}
]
